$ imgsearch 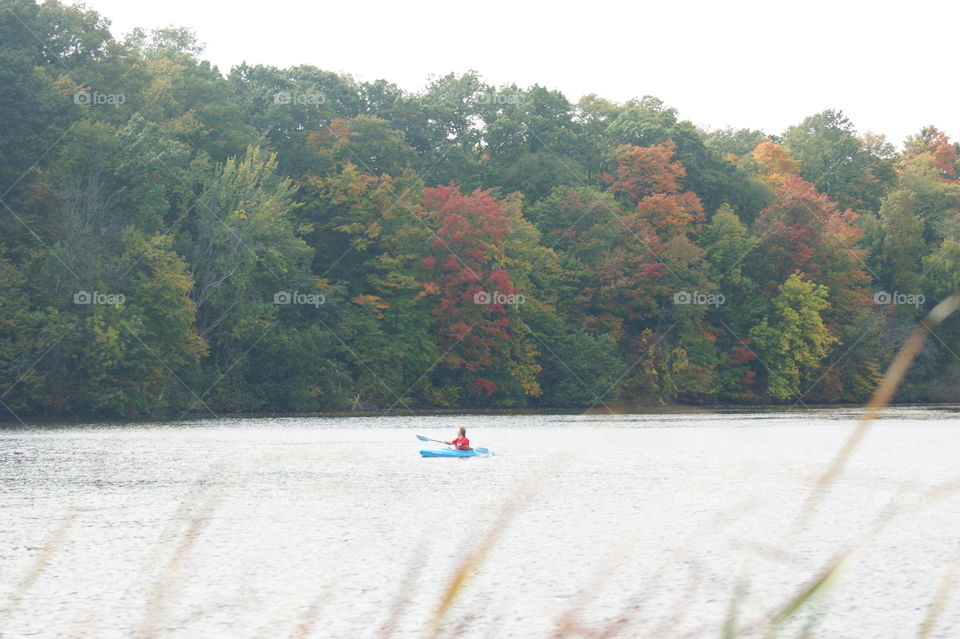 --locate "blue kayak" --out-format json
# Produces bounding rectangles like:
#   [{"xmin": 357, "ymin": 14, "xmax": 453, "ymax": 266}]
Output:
[{"xmin": 419, "ymin": 448, "xmax": 493, "ymax": 458}]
